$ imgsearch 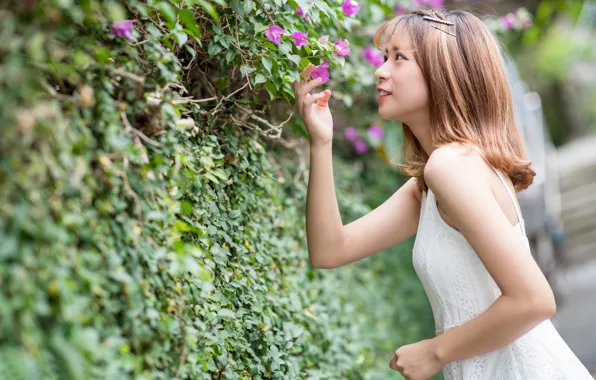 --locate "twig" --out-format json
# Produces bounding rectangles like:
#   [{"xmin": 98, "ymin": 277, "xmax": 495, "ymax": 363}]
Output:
[
  {"xmin": 131, "ymin": 39, "xmax": 148, "ymax": 46},
  {"xmin": 171, "ymin": 96, "xmax": 217, "ymax": 105},
  {"xmin": 120, "ymin": 157, "xmax": 143, "ymax": 225},
  {"xmin": 120, "ymin": 111, "xmax": 163, "ymax": 148},
  {"xmin": 211, "ymin": 82, "xmax": 250, "ymax": 115},
  {"xmin": 110, "ymin": 68, "xmax": 145, "ymax": 84},
  {"xmin": 174, "ymin": 291, "xmax": 187, "ymax": 380}
]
